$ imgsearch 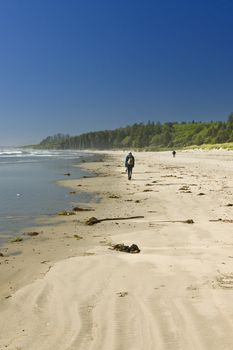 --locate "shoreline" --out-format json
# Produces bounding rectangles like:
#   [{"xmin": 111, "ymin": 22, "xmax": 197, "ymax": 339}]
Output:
[
  {"xmin": 0, "ymin": 152, "xmax": 111, "ymax": 296},
  {"xmin": 1, "ymin": 149, "xmax": 233, "ymax": 349},
  {"xmin": 0, "ymin": 150, "xmax": 98, "ymax": 245}
]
